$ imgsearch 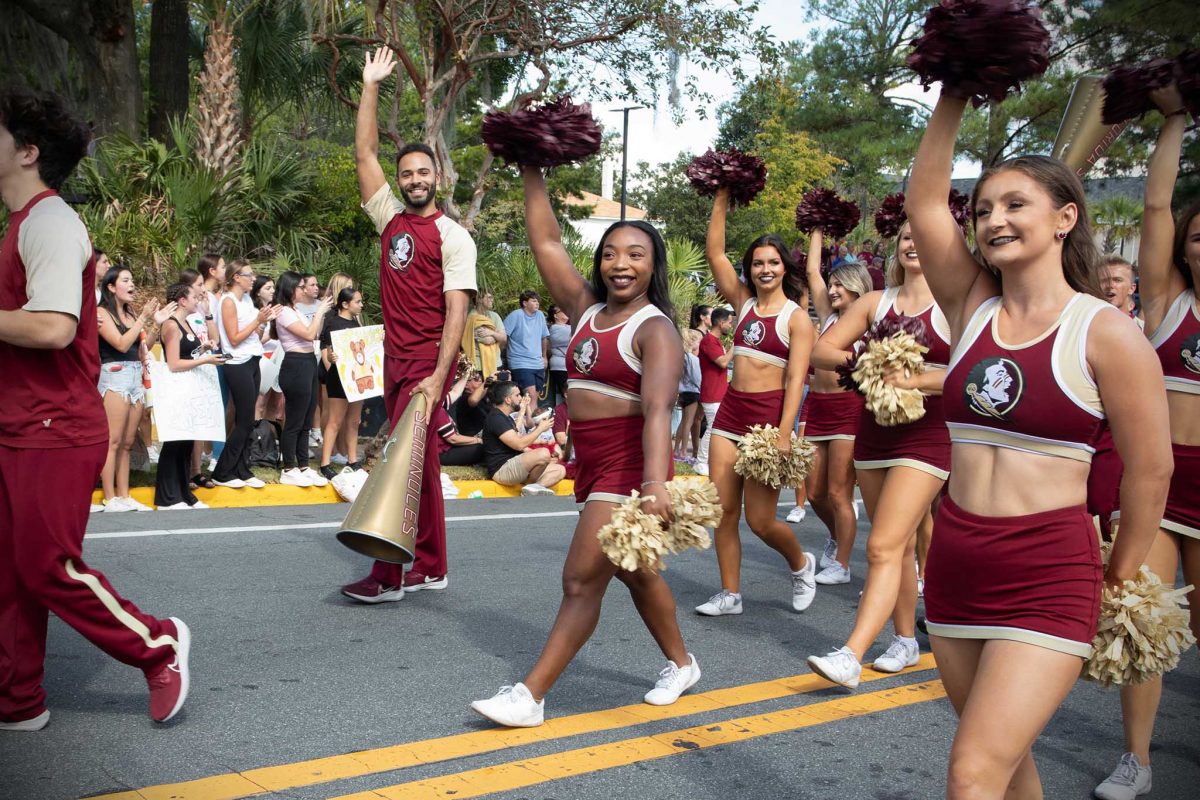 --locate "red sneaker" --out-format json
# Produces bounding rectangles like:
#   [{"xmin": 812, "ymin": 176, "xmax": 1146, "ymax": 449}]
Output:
[
  {"xmin": 0, "ymin": 709, "xmax": 50, "ymax": 731},
  {"xmin": 402, "ymin": 572, "xmax": 448, "ymax": 593},
  {"xmin": 147, "ymin": 617, "xmax": 190, "ymax": 723},
  {"xmin": 341, "ymin": 576, "xmax": 405, "ymax": 604}
]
